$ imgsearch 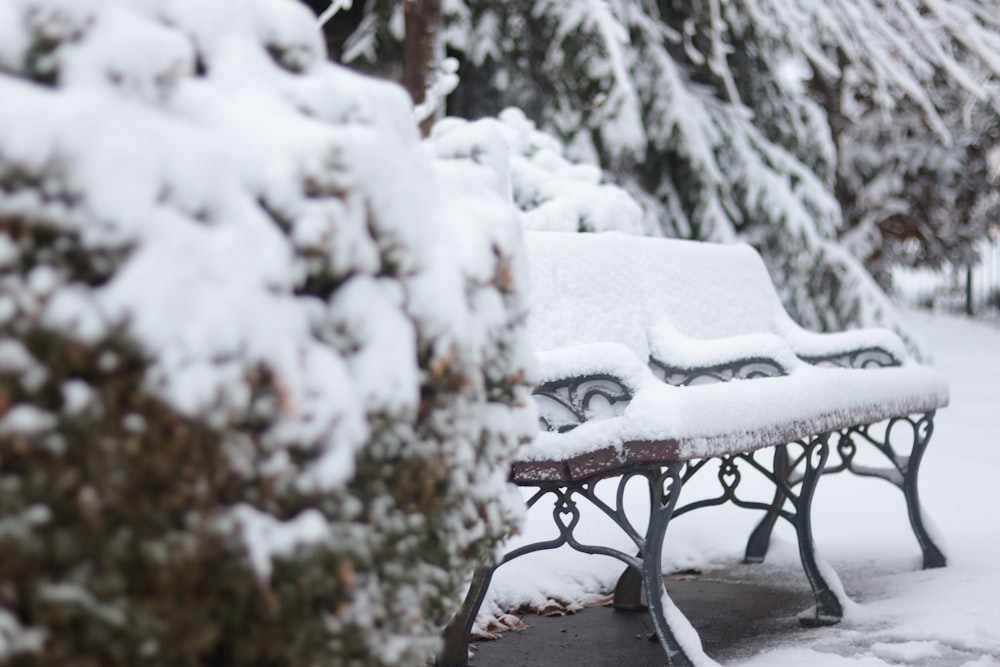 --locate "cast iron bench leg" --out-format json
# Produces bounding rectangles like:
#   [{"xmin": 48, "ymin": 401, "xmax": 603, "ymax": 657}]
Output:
[
  {"xmin": 619, "ymin": 439, "xmax": 844, "ymax": 626},
  {"xmin": 744, "ymin": 412, "xmax": 946, "ymax": 570},
  {"xmin": 902, "ymin": 413, "xmax": 946, "ymax": 569},
  {"xmin": 735, "ymin": 433, "xmax": 845, "ymax": 624},
  {"xmin": 612, "ymin": 563, "xmax": 645, "ymax": 610},
  {"xmin": 438, "ymin": 464, "xmax": 703, "ymax": 666},
  {"xmin": 794, "ymin": 433, "xmax": 843, "ymax": 625},
  {"xmin": 642, "ymin": 463, "xmax": 697, "ymax": 666},
  {"xmin": 743, "ymin": 445, "xmax": 790, "ymax": 563},
  {"xmin": 439, "ymin": 566, "xmax": 496, "ymax": 667}
]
